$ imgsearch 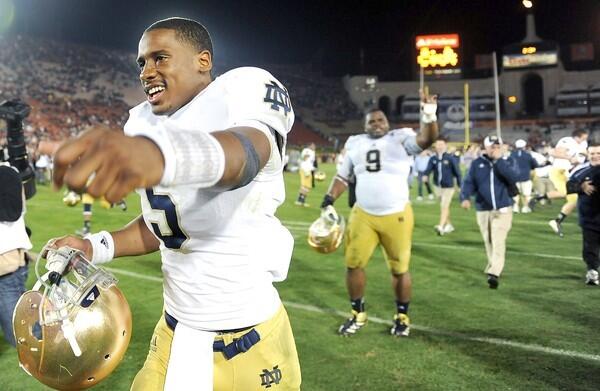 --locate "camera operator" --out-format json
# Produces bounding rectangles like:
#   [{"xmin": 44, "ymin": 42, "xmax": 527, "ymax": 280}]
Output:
[{"xmin": 0, "ymin": 158, "xmax": 32, "ymax": 347}]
